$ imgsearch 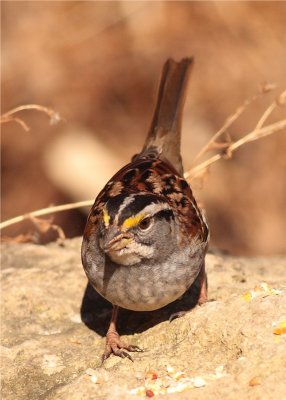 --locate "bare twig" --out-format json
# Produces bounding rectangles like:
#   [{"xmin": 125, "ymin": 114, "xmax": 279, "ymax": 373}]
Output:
[
  {"xmin": 0, "ymin": 200, "xmax": 93, "ymax": 230},
  {"xmin": 184, "ymin": 119, "xmax": 286, "ymax": 180},
  {"xmin": 1, "ymin": 215, "xmax": 66, "ymax": 244},
  {"xmin": 190, "ymin": 92, "xmax": 260, "ymax": 166},
  {"xmin": 185, "ymin": 89, "xmax": 286, "ymax": 181},
  {"xmin": 255, "ymin": 90, "xmax": 285, "ymax": 130},
  {"xmin": 185, "ymin": 119, "xmax": 286, "ymax": 180},
  {"xmin": 255, "ymin": 102, "xmax": 277, "ymax": 130},
  {"xmin": 0, "ymin": 104, "xmax": 62, "ymax": 131},
  {"xmin": 0, "ymin": 115, "xmax": 30, "ymax": 131},
  {"xmin": 229, "ymin": 119, "xmax": 286, "ymax": 153}
]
